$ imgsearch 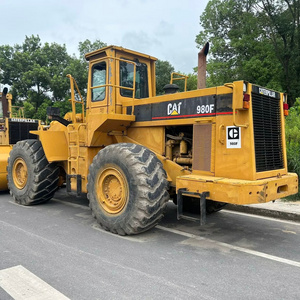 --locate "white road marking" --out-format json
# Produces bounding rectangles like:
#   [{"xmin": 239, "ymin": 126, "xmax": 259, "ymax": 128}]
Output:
[
  {"xmin": 156, "ymin": 225, "xmax": 300, "ymax": 268},
  {"xmin": 222, "ymin": 209, "xmax": 300, "ymax": 226},
  {"xmin": 282, "ymin": 230, "xmax": 297, "ymax": 235},
  {"xmin": 0, "ymin": 265, "xmax": 70, "ymax": 300}
]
